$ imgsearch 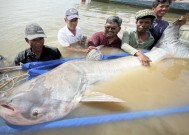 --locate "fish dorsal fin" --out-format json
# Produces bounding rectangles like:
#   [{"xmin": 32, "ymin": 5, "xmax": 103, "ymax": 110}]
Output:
[
  {"xmin": 86, "ymin": 45, "xmax": 104, "ymax": 61},
  {"xmin": 81, "ymin": 91, "xmax": 126, "ymax": 103},
  {"xmin": 96, "ymin": 45, "xmax": 104, "ymax": 50}
]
